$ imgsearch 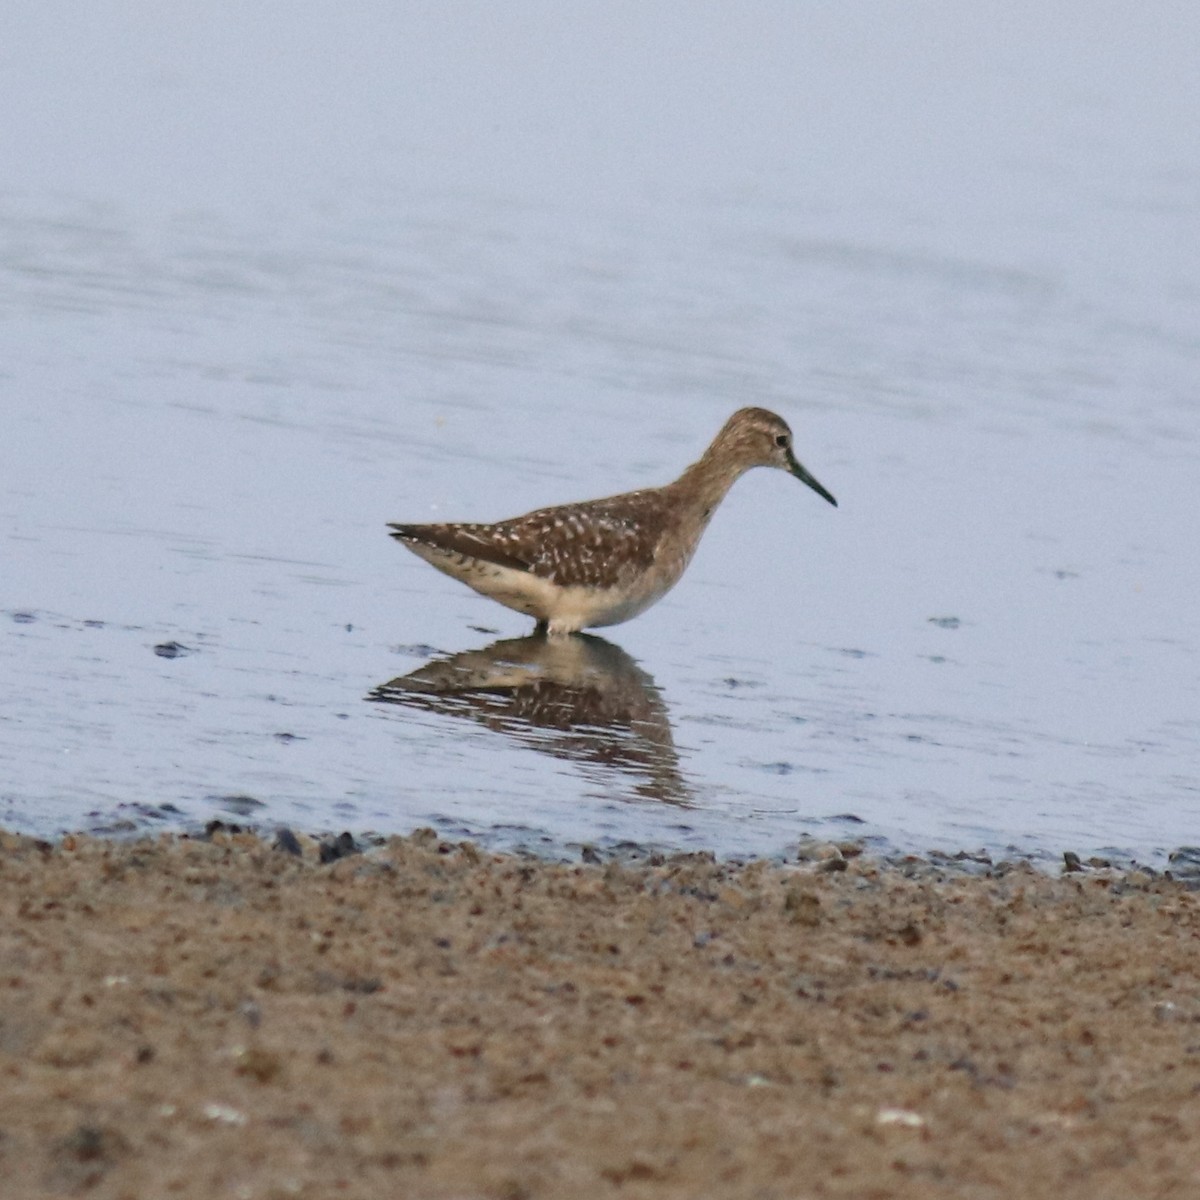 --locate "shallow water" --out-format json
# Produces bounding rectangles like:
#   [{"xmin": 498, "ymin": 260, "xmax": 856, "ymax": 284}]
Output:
[{"xmin": 2, "ymin": 3, "xmax": 1198, "ymax": 862}]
